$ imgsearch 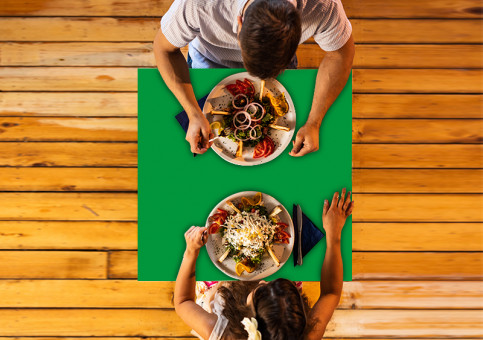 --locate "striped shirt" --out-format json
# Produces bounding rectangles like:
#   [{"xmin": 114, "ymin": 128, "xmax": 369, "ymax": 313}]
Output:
[{"xmin": 161, "ymin": 0, "xmax": 352, "ymax": 68}]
